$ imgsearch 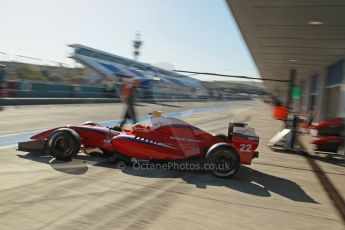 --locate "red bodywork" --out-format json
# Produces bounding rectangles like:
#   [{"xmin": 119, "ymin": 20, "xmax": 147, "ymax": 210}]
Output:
[
  {"xmin": 311, "ymin": 136, "xmax": 343, "ymax": 145},
  {"xmin": 30, "ymin": 120, "xmax": 259, "ymax": 165},
  {"xmin": 310, "ymin": 118, "xmax": 343, "ymax": 129}
]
